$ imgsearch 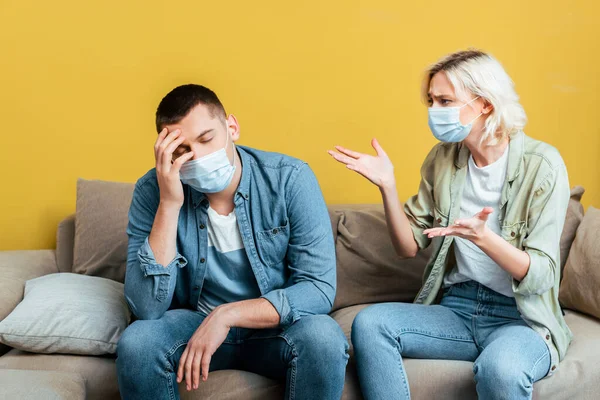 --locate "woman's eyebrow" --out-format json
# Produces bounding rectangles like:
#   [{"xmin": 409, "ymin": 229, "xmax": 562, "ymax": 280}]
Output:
[{"xmin": 428, "ymin": 92, "xmax": 453, "ymax": 99}]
